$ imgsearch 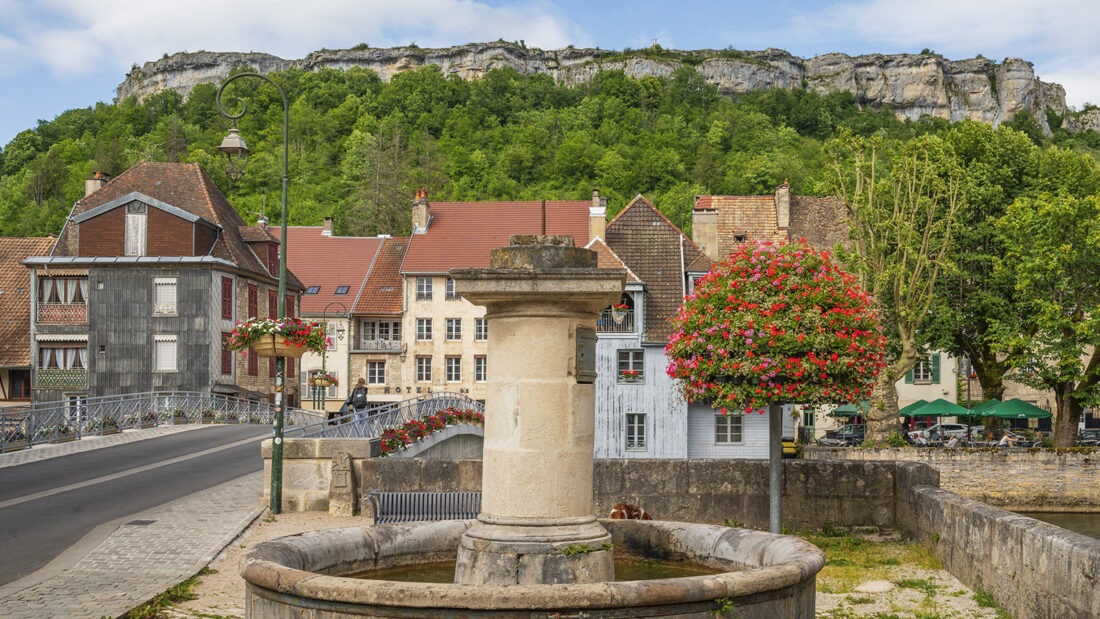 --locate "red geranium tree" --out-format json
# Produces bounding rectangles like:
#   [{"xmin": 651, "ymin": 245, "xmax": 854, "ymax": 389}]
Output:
[{"xmin": 666, "ymin": 239, "xmax": 887, "ymax": 415}]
